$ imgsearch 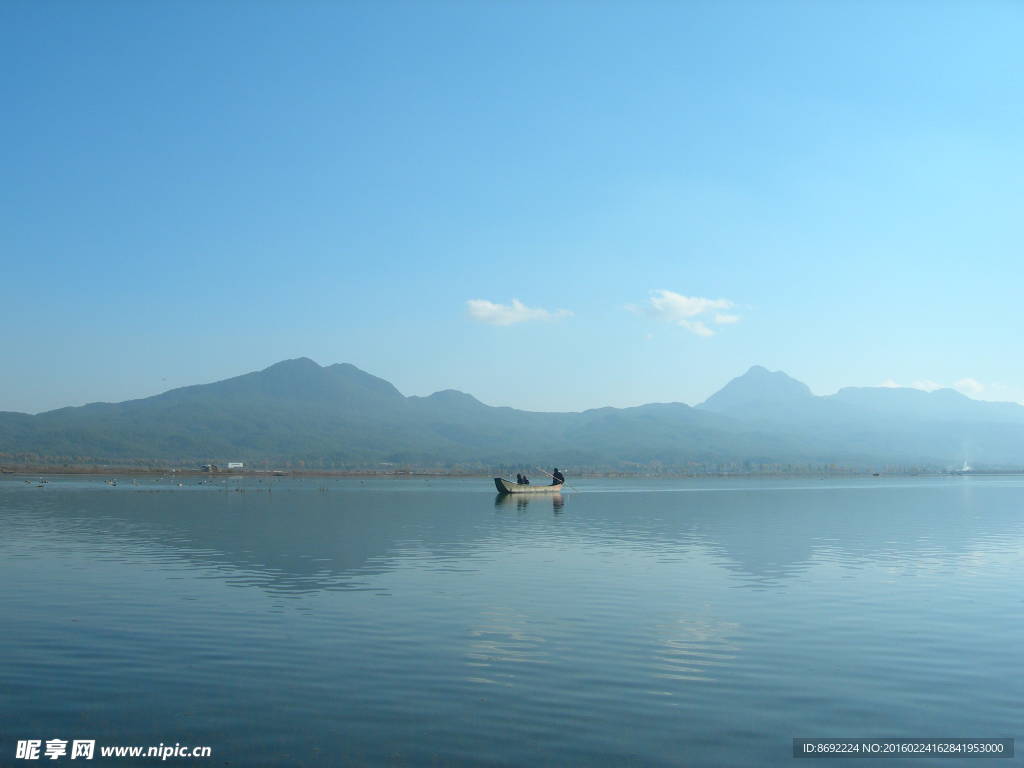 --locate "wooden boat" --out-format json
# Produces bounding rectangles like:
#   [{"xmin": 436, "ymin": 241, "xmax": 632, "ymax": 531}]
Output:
[{"xmin": 494, "ymin": 477, "xmax": 564, "ymax": 494}]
